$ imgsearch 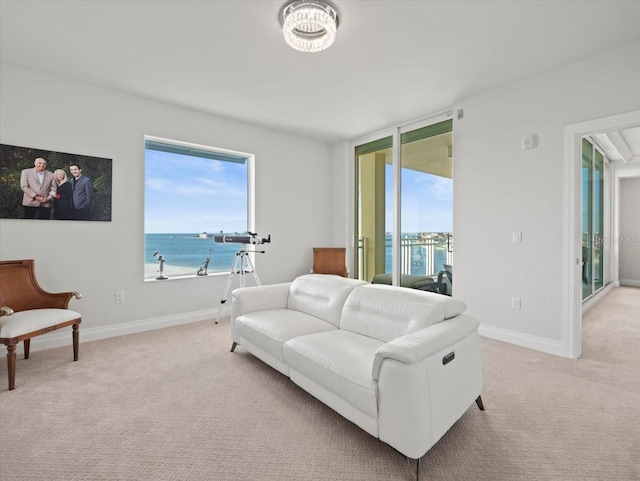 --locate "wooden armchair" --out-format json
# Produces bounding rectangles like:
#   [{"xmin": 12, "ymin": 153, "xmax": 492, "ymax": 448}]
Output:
[
  {"xmin": 312, "ymin": 247, "xmax": 348, "ymax": 277},
  {"xmin": 0, "ymin": 259, "xmax": 82, "ymax": 390}
]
